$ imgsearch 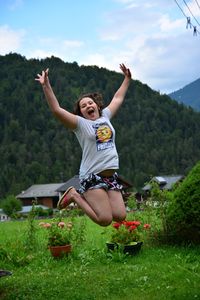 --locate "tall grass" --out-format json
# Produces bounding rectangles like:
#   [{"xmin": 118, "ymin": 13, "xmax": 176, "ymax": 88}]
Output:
[{"xmin": 0, "ymin": 213, "xmax": 200, "ymax": 300}]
